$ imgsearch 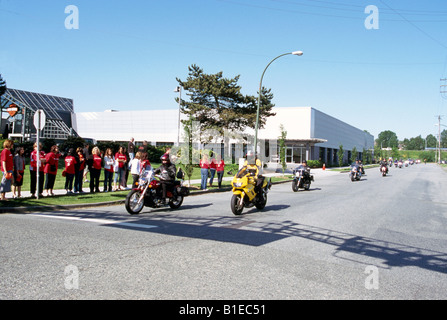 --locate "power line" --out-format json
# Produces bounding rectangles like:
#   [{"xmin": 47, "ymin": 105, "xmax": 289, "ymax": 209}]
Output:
[{"xmin": 379, "ymin": 0, "xmax": 447, "ymax": 50}]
